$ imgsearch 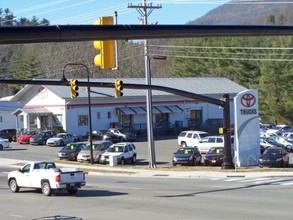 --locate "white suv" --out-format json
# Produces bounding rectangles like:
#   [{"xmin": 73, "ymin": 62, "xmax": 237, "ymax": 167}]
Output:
[
  {"xmin": 177, "ymin": 130, "xmax": 209, "ymax": 148},
  {"xmin": 194, "ymin": 136, "xmax": 225, "ymax": 153},
  {"xmin": 100, "ymin": 142, "xmax": 137, "ymax": 165}
]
